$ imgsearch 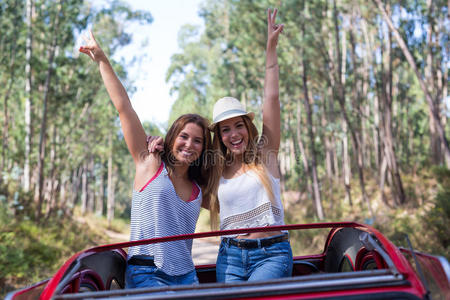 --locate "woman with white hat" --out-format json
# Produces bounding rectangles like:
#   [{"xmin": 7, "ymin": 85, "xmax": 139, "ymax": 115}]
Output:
[{"xmin": 208, "ymin": 8, "xmax": 293, "ymax": 283}]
